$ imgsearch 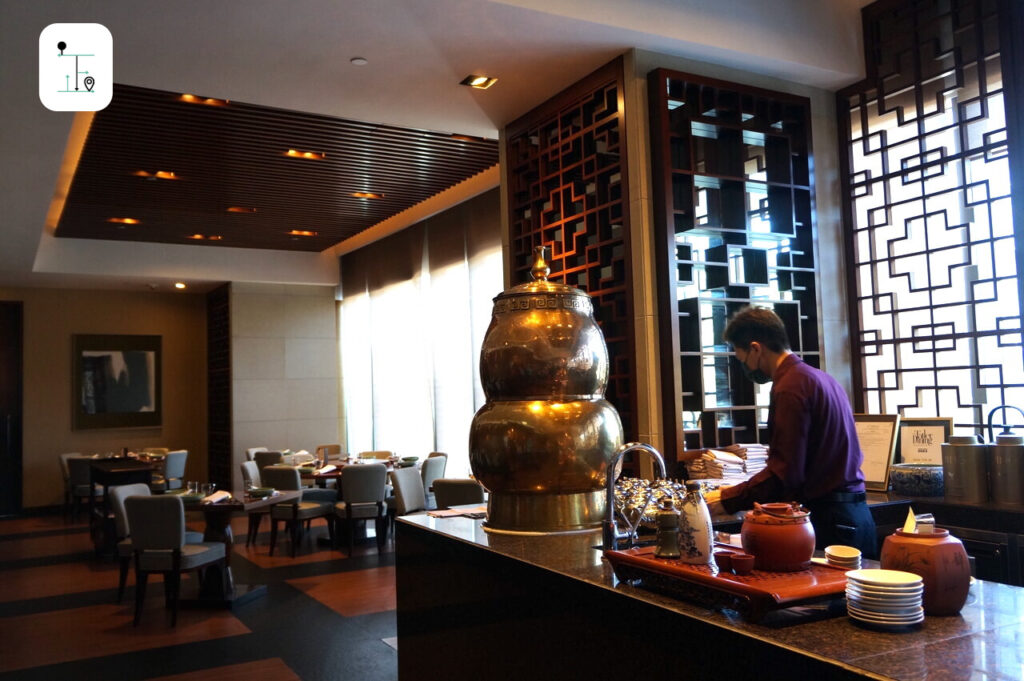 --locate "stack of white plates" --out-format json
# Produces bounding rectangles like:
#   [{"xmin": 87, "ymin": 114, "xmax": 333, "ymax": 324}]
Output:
[
  {"xmin": 824, "ymin": 545, "xmax": 862, "ymax": 569},
  {"xmin": 845, "ymin": 569, "xmax": 924, "ymax": 628}
]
